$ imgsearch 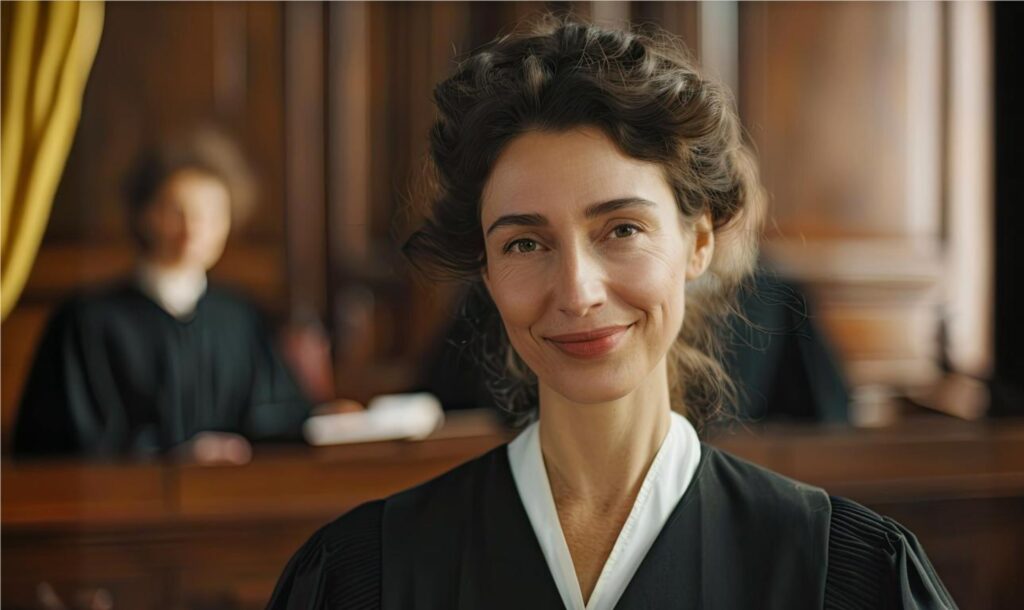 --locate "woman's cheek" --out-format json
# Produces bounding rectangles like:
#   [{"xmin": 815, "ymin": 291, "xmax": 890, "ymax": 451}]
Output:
[
  {"xmin": 488, "ymin": 261, "xmax": 548, "ymax": 328},
  {"xmin": 607, "ymin": 250, "xmax": 683, "ymax": 311},
  {"xmin": 489, "ymin": 269, "xmax": 548, "ymax": 373}
]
